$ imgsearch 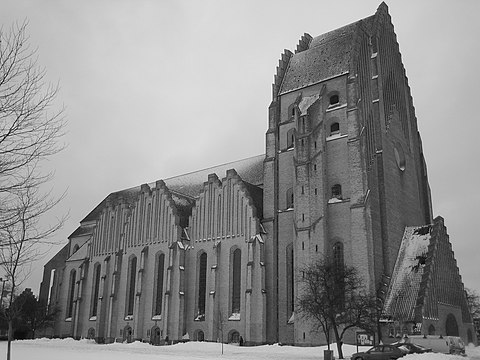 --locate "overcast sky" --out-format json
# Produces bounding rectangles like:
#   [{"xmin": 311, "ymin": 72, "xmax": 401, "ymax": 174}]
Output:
[{"xmin": 2, "ymin": 0, "xmax": 480, "ymax": 296}]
